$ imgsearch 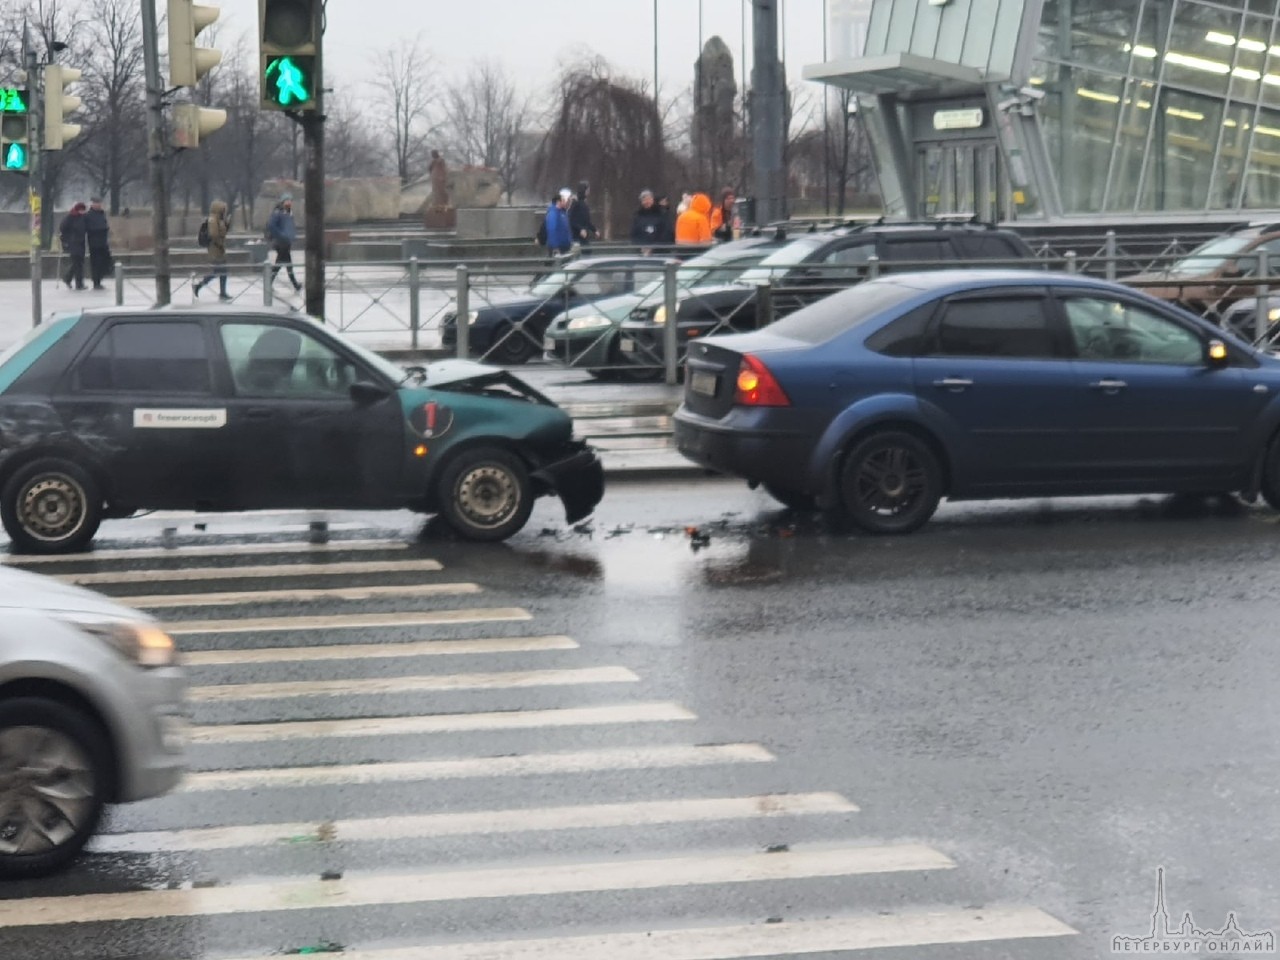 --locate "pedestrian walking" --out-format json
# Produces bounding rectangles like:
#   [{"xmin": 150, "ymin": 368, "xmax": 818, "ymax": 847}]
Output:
[
  {"xmin": 675, "ymin": 192, "xmax": 713, "ymax": 245},
  {"xmin": 568, "ymin": 180, "xmax": 599, "ymax": 245},
  {"xmin": 629, "ymin": 189, "xmax": 670, "ymax": 255},
  {"xmin": 58, "ymin": 202, "xmax": 87, "ymax": 291},
  {"xmin": 267, "ymin": 194, "xmax": 302, "ymax": 291},
  {"xmin": 85, "ymin": 198, "xmax": 113, "ymax": 290},
  {"xmin": 544, "ymin": 188, "xmax": 573, "ymax": 256},
  {"xmin": 193, "ymin": 200, "xmax": 231, "ymax": 301}
]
